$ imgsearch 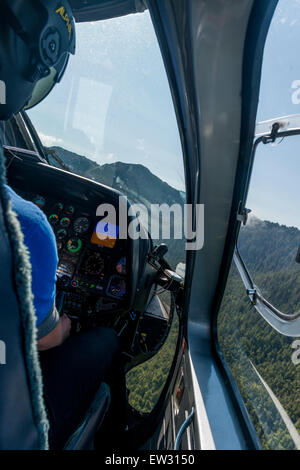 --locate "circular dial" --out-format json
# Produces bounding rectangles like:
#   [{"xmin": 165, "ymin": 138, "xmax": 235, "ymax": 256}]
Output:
[
  {"xmin": 49, "ymin": 214, "xmax": 59, "ymax": 226},
  {"xmin": 67, "ymin": 238, "xmax": 83, "ymax": 254},
  {"xmin": 84, "ymin": 253, "xmax": 105, "ymax": 275},
  {"xmin": 53, "ymin": 202, "xmax": 64, "ymax": 212},
  {"xmin": 73, "ymin": 217, "xmax": 90, "ymax": 235},
  {"xmin": 60, "ymin": 217, "xmax": 71, "ymax": 228},
  {"xmin": 56, "ymin": 229, "xmax": 67, "ymax": 240},
  {"xmin": 108, "ymin": 277, "xmax": 126, "ymax": 298},
  {"xmin": 33, "ymin": 195, "xmax": 46, "ymax": 209},
  {"xmin": 65, "ymin": 205, "xmax": 75, "ymax": 216}
]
